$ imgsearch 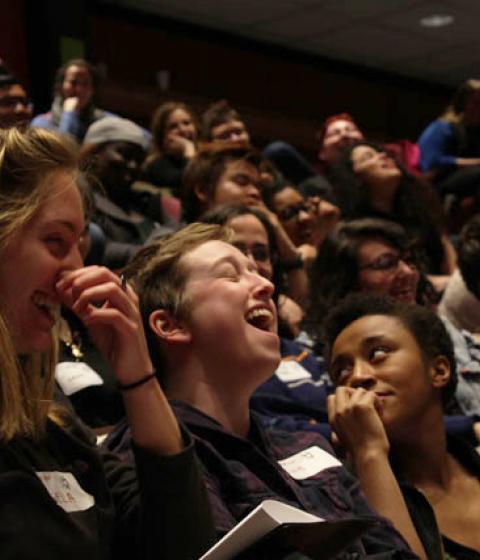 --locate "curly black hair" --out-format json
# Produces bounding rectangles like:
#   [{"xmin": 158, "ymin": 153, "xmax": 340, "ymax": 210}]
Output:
[
  {"xmin": 323, "ymin": 292, "xmax": 457, "ymax": 408},
  {"xmin": 329, "ymin": 140, "xmax": 446, "ymax": 274}
]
